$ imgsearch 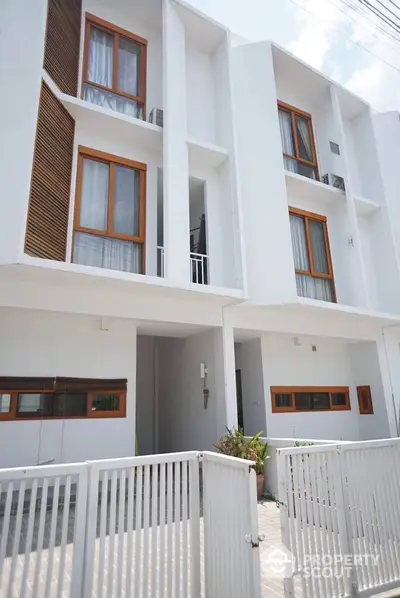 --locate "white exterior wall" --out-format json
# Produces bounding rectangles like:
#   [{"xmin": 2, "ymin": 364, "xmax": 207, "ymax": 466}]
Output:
[
  {"xmin": 262, "ymin": 334, "xmax": 362, "ymax": 441},
  {"xmin": 0, "ymin": 309, "xmax": 136, "ymax": 468},
  {"xmin": 157, "ymin": 328, "xmax": 229, "ymax": 453},
  {"xmin": 235, "ymin": 339, "xmax": 267, "ymax": 437},
  {"xmin": 0, "ymin": 0, "xmax": 48, "ymax": 264},
  {"xmin": 231, "ymin": 42, "xmax": 296, "ymax": 304}
]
